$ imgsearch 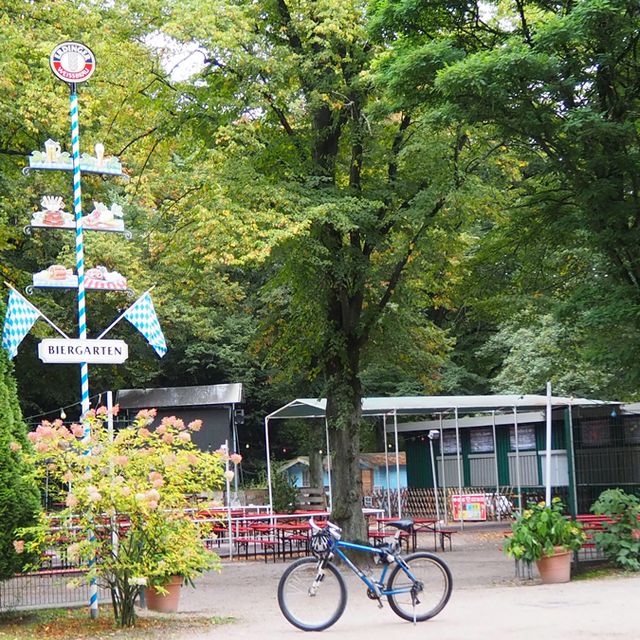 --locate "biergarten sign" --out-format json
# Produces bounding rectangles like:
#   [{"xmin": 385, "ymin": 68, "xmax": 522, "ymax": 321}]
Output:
[{"xmin": 38, "ymin": 339, "xmax": 129, "ymax": 364}]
